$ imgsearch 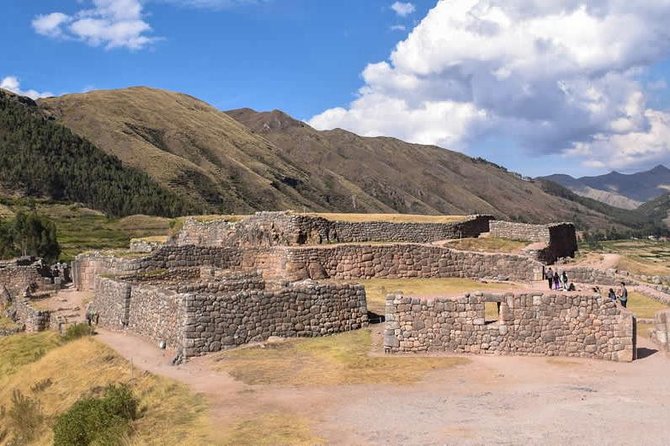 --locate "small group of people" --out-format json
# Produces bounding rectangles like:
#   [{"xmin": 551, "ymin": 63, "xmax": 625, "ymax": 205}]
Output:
[
  {"xmin": 607, "ymin": 282, "xmax": 628, "ymax": 307},
  {"xmin": 544, "ymin": 267, "xmax": 575, "ymax": 291}
]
